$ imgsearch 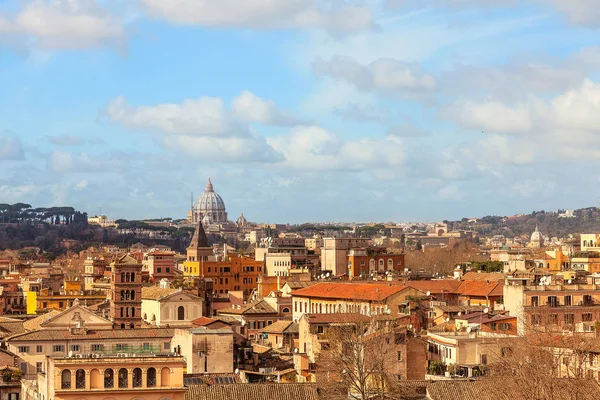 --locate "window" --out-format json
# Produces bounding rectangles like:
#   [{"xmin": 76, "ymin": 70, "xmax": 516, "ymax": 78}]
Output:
[
  {"xmin": 116, "ymin": 344, "xmax": 128, "ymax": 351},
  {"xmin": 490, "ymin": 323, "xmax": 497, "ymax": 330},
  {"xmin": 565, "ymin": 295, "xmax": 572, "ymax": 306},
  {"xmin": 166, "ymin": 267, "xmax": 170, "ymax": 273},
  {"xmin": 61, "ymin": 370, "xmax": 71, "ymax": 389},
  {"xmin": 76, "ymin": 369, "xmax": 85, "ymax": 389},
  {"xmin": 53, "ymin": 345, "xmax": 65, "ymax": 353},
  {"xmin": 70, "ymin": 345, "xmax": 80, "ymax": 352},
  {"xmin": 157, "ymin": 268, "xmax": 162, "ymax": 273},
  {"xmin": 143, "ymin": 343, "xmax": 151, "ymax": 350},
  {"xmin": 531, "ymin": 296, "xmax": 539, "ymax": 307},
  {"xmin": 36, "ymin": 362, "xmax": 43, "ymax": 373},
  {"xmin": 118, "ymin": 368, "xmax": 128, "ymax": 388},
  {"xmin": 531, "ymin": 314, "xmax": 541, "ymax": 325},
  {"xmin": 397, "ymin": 351, "xmax": 403, "ymax": 361},
  {"xmin": 104, "ymin": 369, "xmax": 114, "ymax": 388},
  {"xmin": 178, "ymin": 306, "xmax": 185, "ymax": 320},
  {"xmin": 18, "ymin": 346, "xmax": 29, "ymax": 353},
  {"xmin": 132, "ymin": 368, "xmax": 142, "ymax": 387},
  {"xmin": 583, "ymin": 313, "xmax": 593, "ymax": 322},
  {"xmin": 547, "ymin": 314, "xmax": 558, "ymax": 325},
  {"xmin": 8, "ymin": 394, "xmax": 18, "ymax": 400},
  {"xmin": 564, "ymin": 314, "xmax": 574, "ymax": 325},
  {"xmin": 164, "ymin": 342, "xmax": 170, "ymax": 350},
  {"xmin": 481, "ymin": 354, "xmax": 488, "ymax": 365},
  {"xmin": 548, "ymin": 296, "xmax": 558, "ymax": 307},
  {"xmin": 584, "ymin": 295, "xmax": 593, "ymax": 306},
  {"xmin": 147, "ymin": 367, "xmax": 156, "ymax": 387},
  {"xmin": 91, "ymin": 344, "xmax": 104, "ymax": 351}
]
